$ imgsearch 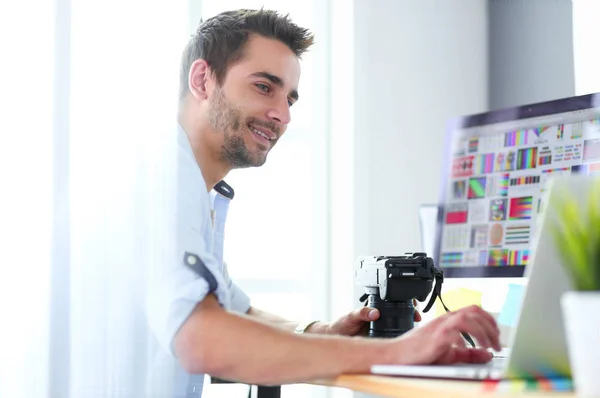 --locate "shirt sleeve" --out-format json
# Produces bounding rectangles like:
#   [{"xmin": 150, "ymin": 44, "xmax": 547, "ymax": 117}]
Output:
[
  {"xmin": 222, "ymin": 261, "xmax": 251, "ymax": 314},
  {"xmin": 144, "ymin": 143, "xmax": 231, "ymax": 357}
]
